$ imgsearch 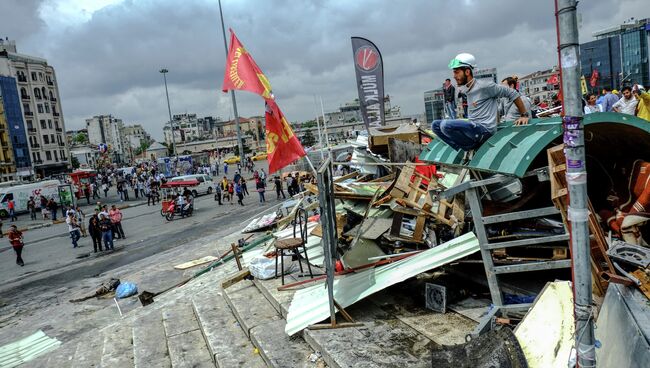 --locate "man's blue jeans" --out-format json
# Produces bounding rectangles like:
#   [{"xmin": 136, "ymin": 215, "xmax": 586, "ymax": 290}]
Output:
[
  {"xmin": 431, "ymin": 119, "xmax": 492, "ymax": 151},
  {"xmin": 70, "ymin": 229, "xmax": 81, "ymax": 248},
  {"xmin": 102, "ymin": 231, "xmax": 114, "ymax": 250},
  {"xmin": 445, "ymin": 101, "xmax": 457, "ymax": 119}
]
